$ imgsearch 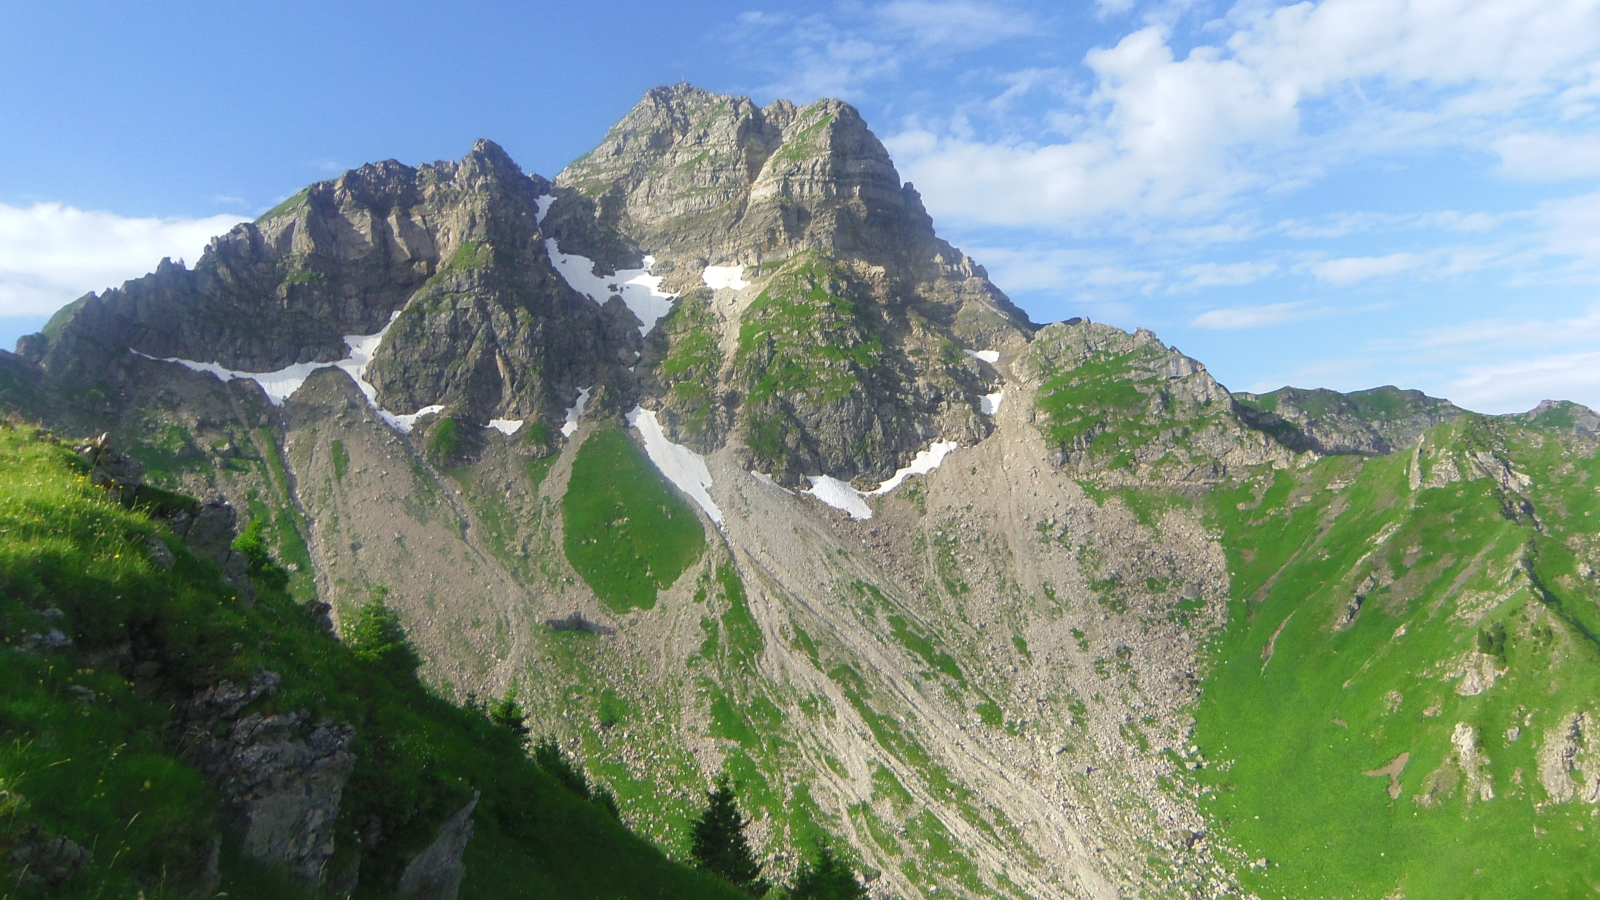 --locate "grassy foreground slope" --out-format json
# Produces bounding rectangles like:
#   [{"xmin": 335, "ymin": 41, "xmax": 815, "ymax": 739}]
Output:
[
  {"xmin": 0, "ymin": 420, "xmax": 744, "ymax": 900},
  {"xmin": 1192, "ymin": 416, "xmax": 1600, "ymax": 899}
]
